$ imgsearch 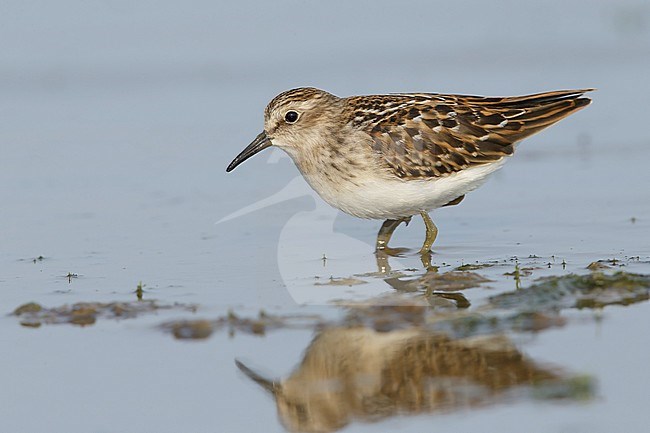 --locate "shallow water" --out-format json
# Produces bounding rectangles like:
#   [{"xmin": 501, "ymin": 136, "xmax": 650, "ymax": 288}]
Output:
[{"xmin": 2, "ymin": 1, "xmax": 650, "ymax": 432}]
